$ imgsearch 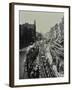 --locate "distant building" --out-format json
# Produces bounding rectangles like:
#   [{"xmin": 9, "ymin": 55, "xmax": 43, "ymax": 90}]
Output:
[{"xmin": 19, "ymin": 21, "xmax": 36, "ymax": 49}]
